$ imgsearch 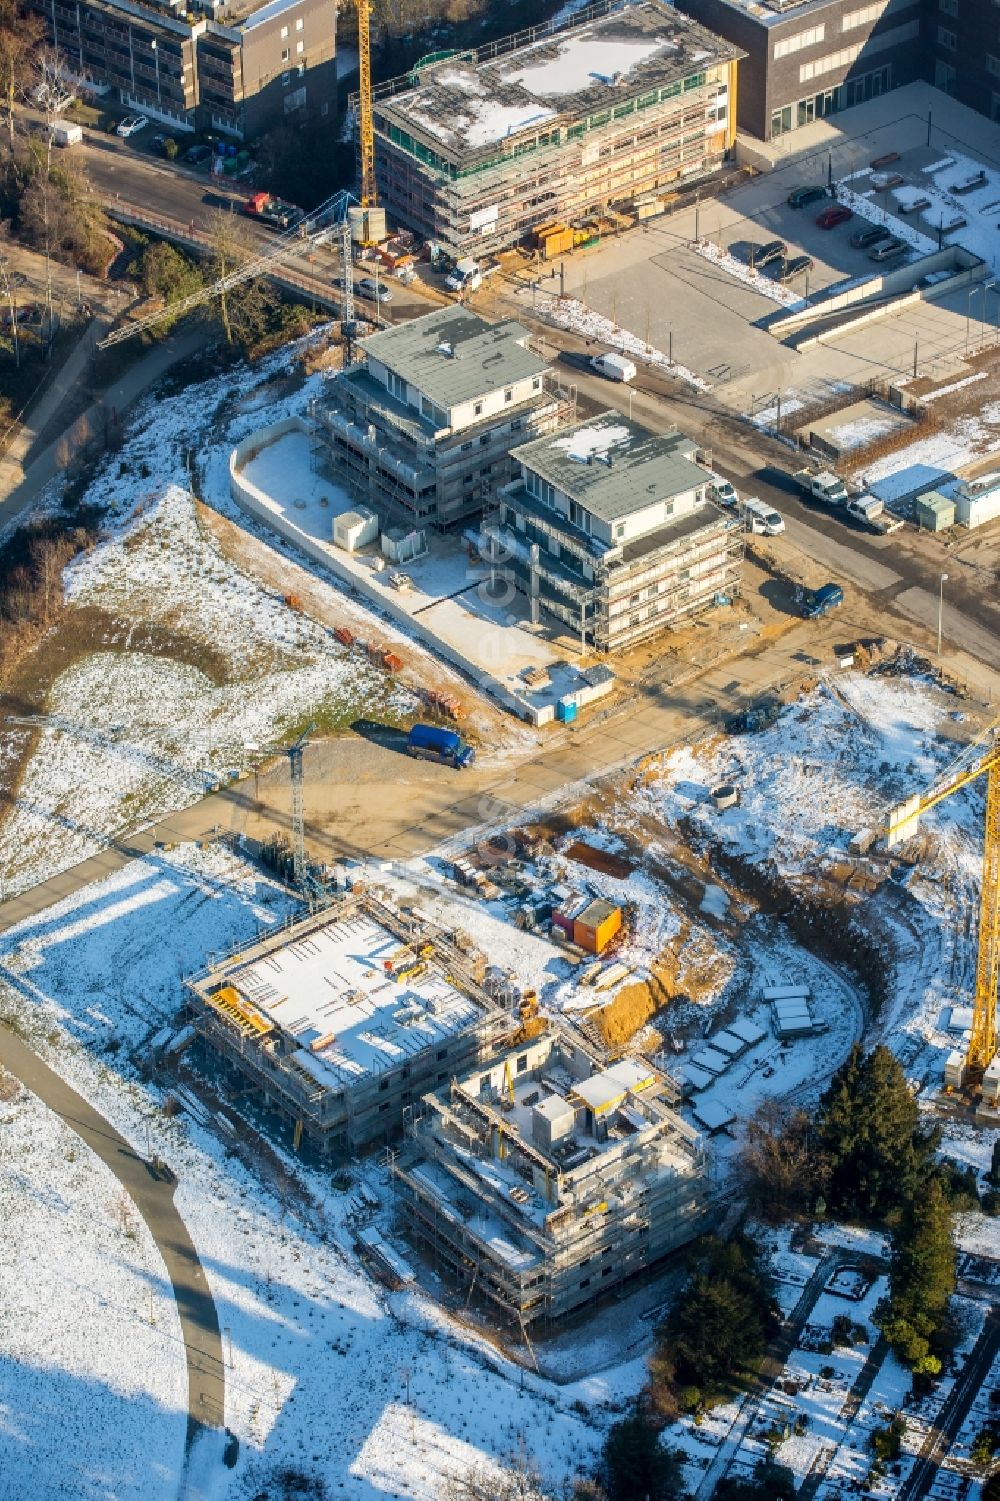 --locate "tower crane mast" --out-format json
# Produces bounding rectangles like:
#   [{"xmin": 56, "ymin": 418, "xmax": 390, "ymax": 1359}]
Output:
[
  {"xmin": 887, "ymin": 724, "xmax": 1000, "ymax": 1084},
  {"xmin": 358, "ymin": 0, "xmax": 377, "ymax": 210},
  {"xmin": 284, "ymin": 720, "xmax": 316, "ymax": 891}
]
